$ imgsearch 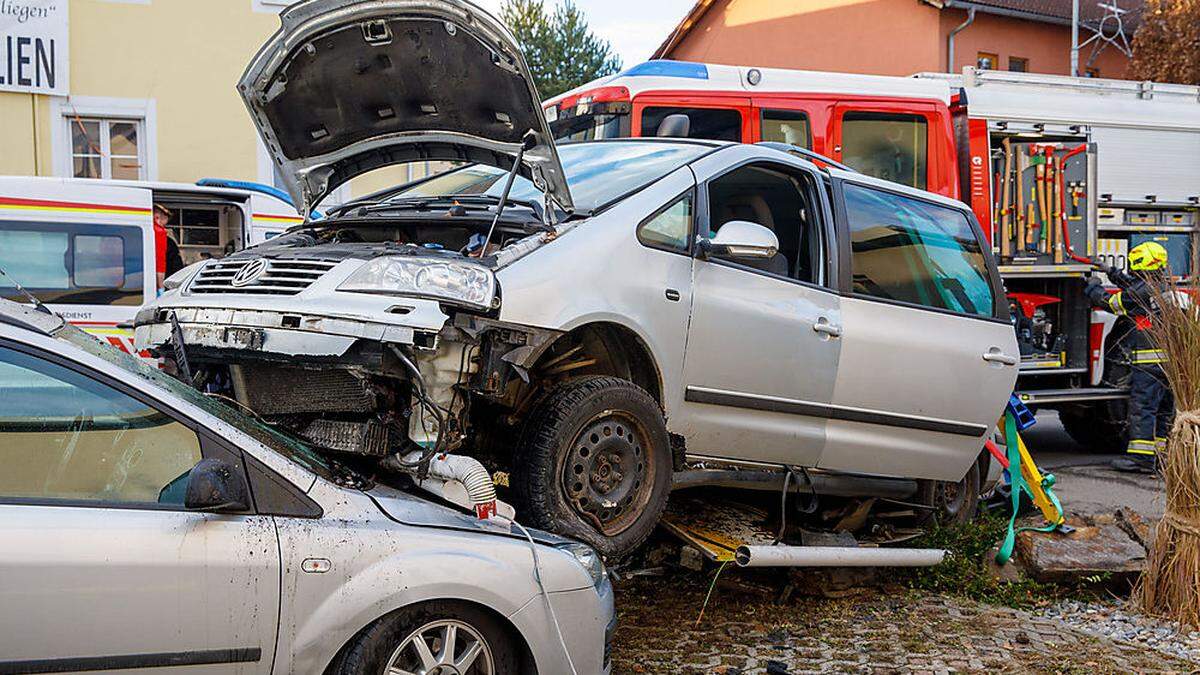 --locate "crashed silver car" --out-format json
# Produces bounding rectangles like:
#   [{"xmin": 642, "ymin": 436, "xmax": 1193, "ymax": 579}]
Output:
[{"xmin": 137, "ymin": 0, "xmax": 1019, "ymax": 558}]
